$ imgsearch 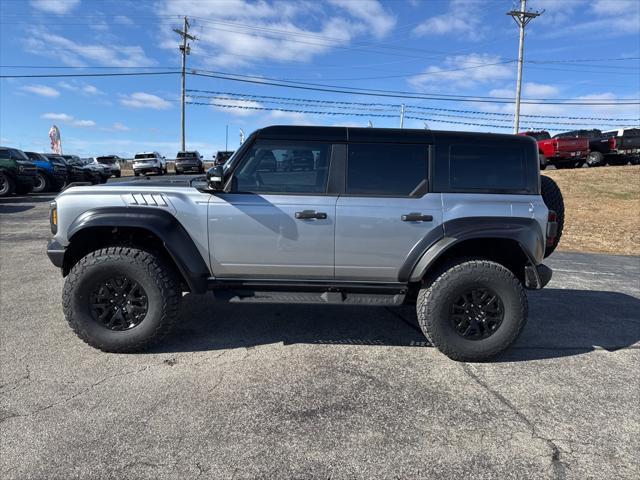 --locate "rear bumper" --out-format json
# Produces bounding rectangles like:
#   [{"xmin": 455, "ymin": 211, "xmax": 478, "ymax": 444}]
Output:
[
  {"xmin": 524, "ymin": 263, "xmax": 552, "ymax": 290},
  {"xmin": 47, "ymin": 239, "xmax": 65, "ymax": 269},
  {"xmin": 175, "ymin": 163, "xmax": 202, "ymax": 172}
]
